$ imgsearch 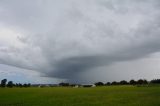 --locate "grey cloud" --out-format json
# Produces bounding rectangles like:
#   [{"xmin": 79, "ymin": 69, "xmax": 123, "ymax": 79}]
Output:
[{"xmin": 0, "ymin": 0, "xmax": 160, "ymax": 83}]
